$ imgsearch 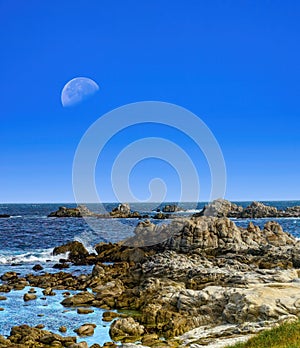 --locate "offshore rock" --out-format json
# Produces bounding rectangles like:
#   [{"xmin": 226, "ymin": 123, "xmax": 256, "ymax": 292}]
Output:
[
  {"xmin": 0, "ymin": 214, "xmax": 10, "ymax": 218},
  {"xmin": 48, "ymin": 205, "xmax": 94, "ymax": 217},
  {"xmin": 161, "ymin": 205, "xmax": 183, "ymax": 213},
  {"xmin": 237, "ymin": 201, "xmax": 278, "ymax": 218},
  {"xmin": 194, "ymin": 198, "xmax": 243, "ymax": 218},
  {"xmin": 196, "ymin": 198, "xmax": 300, "ymax": 219},
  {"xmin": 110, "ymin": 203, "xmax": 141, "ymax": 218}
]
